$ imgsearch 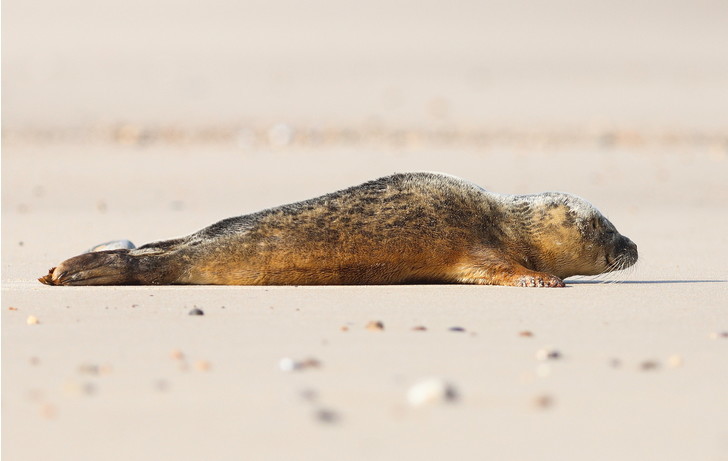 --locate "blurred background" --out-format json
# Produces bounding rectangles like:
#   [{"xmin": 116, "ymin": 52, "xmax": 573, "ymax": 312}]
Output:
[
  {"xmin": 5, "ymin": 0, "xmax": 728, "ymax": 140},
  {"xmin": 3, "ymin": 3, "xmax": 728, "ymax": 461}
]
